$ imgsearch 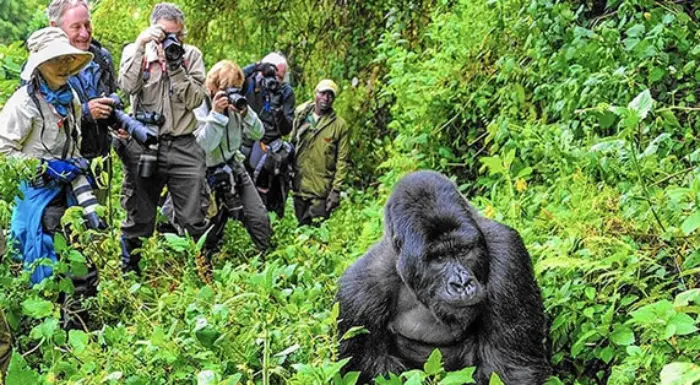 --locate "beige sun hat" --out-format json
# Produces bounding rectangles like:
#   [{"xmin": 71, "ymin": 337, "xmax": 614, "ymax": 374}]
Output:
[
  {"xmin": 20, "ymin": 27, "xmax": 93, "ymax": 81},
  {"xmin": 315, "ymin": 79, "xmax": 339, "ymax": 96}
]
